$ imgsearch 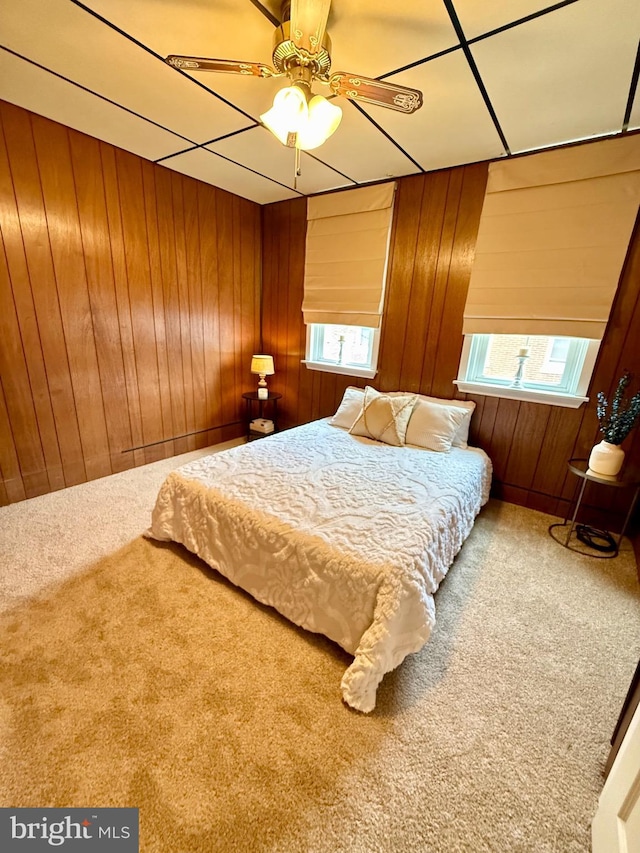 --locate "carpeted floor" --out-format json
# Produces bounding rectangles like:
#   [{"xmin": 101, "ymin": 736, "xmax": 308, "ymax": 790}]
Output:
[{"xmin": 0, "ymin": 444, "xmax": 638, "ymax": 852}]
